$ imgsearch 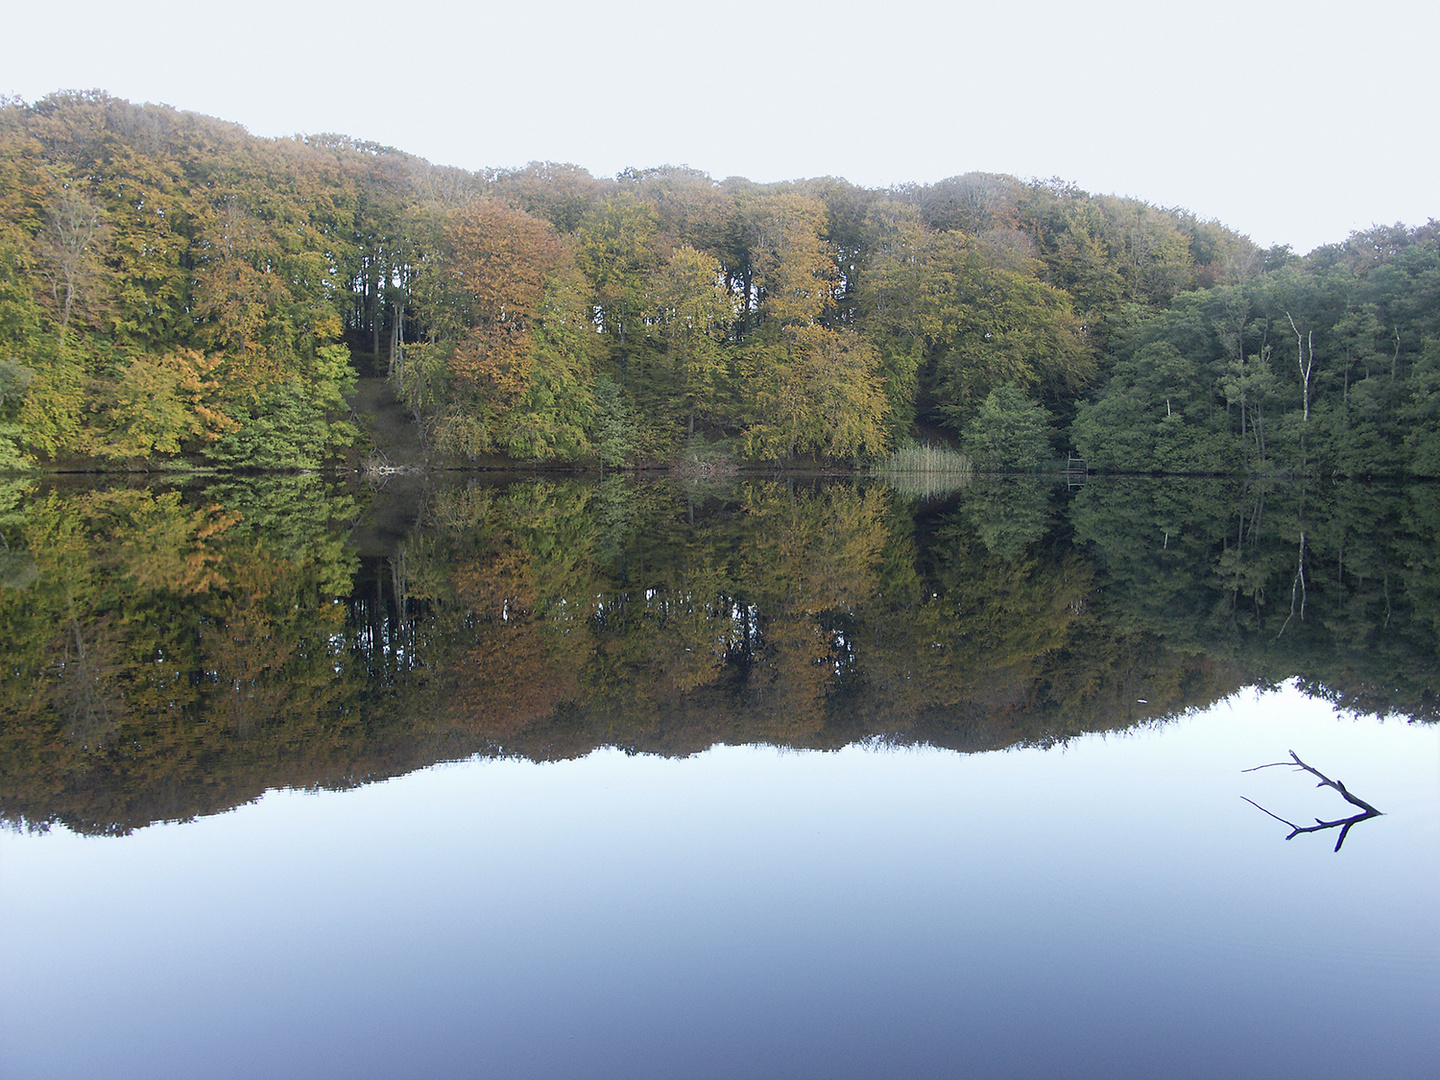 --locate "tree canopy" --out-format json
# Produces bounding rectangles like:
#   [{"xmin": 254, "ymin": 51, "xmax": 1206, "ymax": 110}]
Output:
[{"xmin": 1, "ymin": 91, "xmax": 1434, "ymax": 475}]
